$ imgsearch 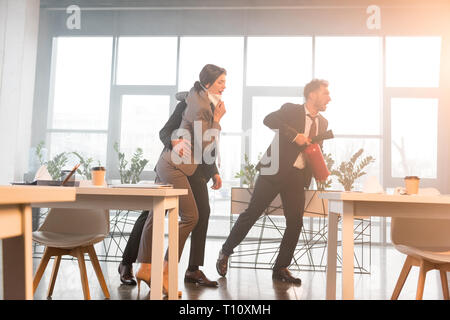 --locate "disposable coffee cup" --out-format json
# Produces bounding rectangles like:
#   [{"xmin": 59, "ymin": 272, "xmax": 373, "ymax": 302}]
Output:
[
  {"xmin": 404, "ymin": 176, "xmax": 420, "ymax": 195},
  {"xmin": 91, "ymin": 166, "xmax": 106, "ymax": 186}
]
